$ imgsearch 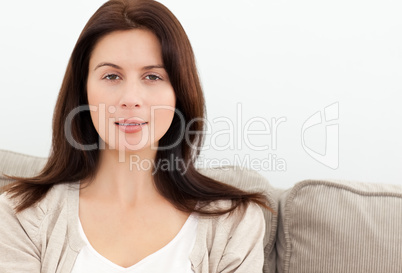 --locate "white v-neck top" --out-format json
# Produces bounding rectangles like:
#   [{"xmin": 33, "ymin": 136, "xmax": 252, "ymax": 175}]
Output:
[{"xmin": 71, "ymin": 213, "xmax": 198, "ymax": 273}]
